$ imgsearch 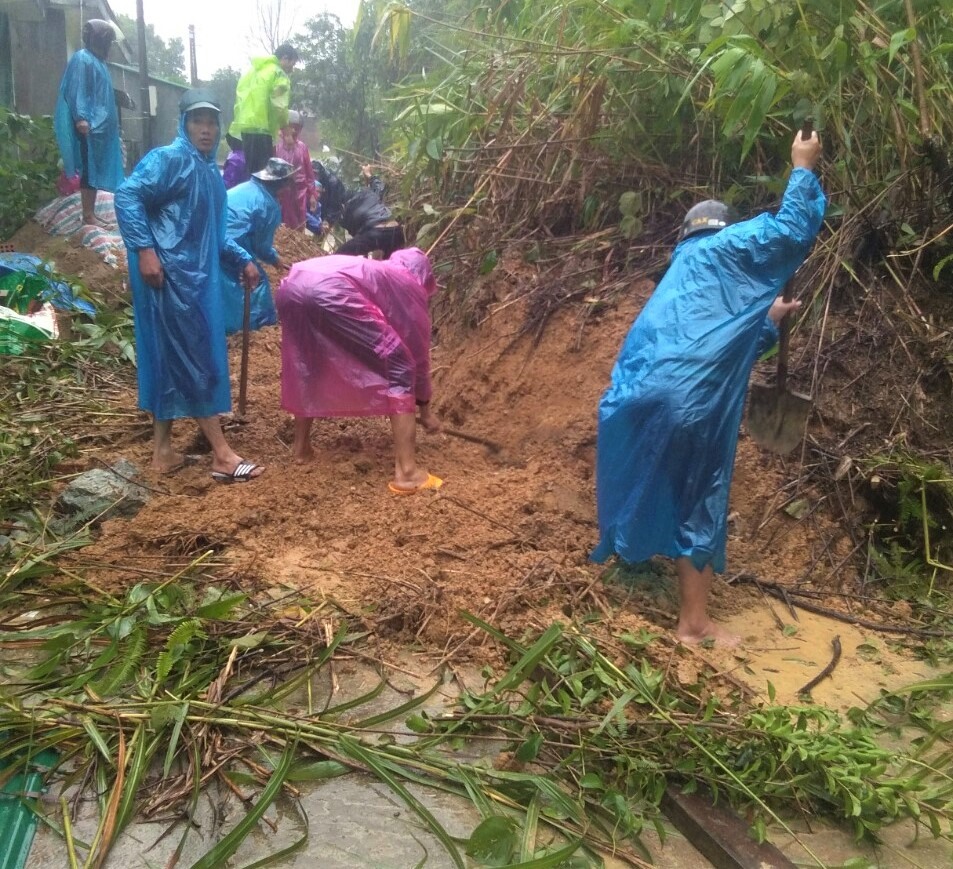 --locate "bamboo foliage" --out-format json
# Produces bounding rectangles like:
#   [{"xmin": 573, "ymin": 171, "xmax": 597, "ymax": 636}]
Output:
[
  {"xmin": 369, "ymin": 0, "xmax": 953, "ymax": 297},
  {"xmin": 1, "ymin": 563, "xmax": 951, "ymax": 867}
]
